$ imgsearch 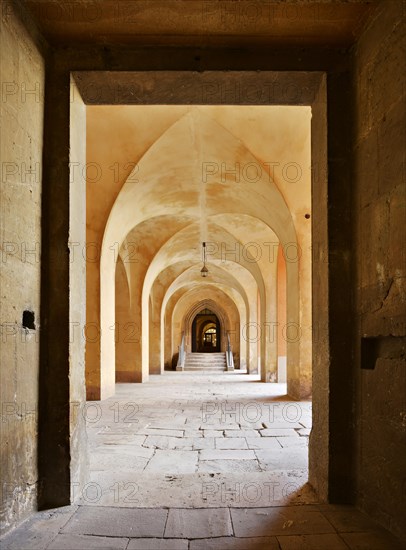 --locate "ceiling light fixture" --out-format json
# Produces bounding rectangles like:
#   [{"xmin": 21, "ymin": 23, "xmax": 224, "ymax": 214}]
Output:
[{"xmin": 200, "ymin": 242, "xmax": 209, "ymax": 277}]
